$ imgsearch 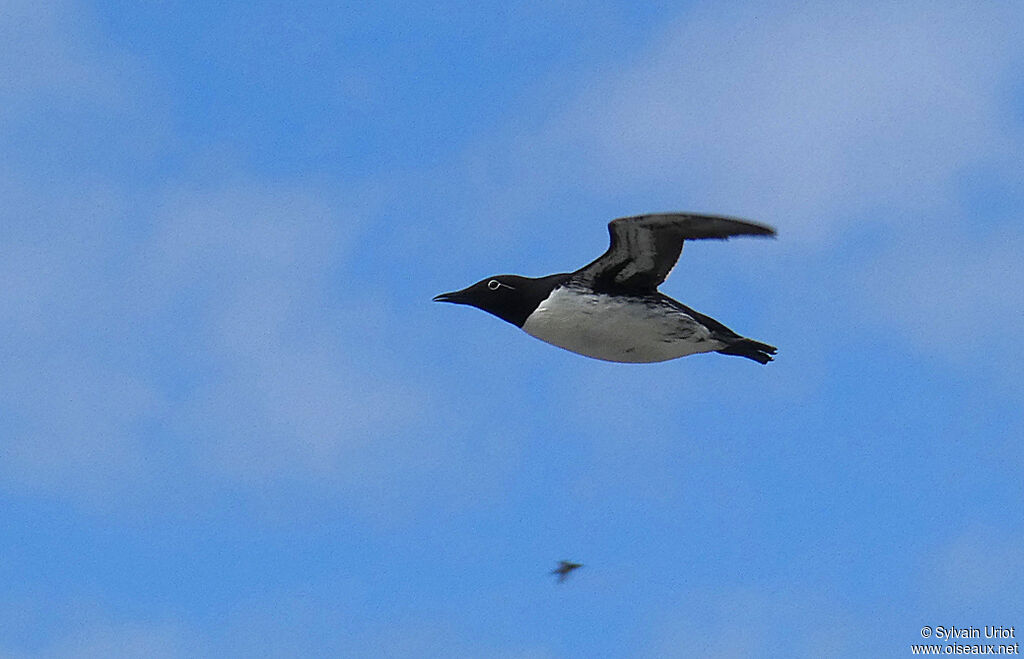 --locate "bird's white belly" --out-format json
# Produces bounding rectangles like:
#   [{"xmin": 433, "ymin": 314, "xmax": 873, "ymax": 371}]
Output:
[{"xmin": 521, "ymin": 287, "xmax": 721, "ymax": 363}]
